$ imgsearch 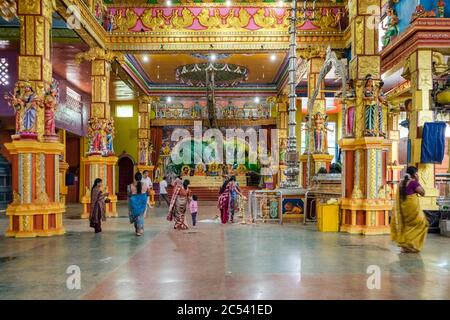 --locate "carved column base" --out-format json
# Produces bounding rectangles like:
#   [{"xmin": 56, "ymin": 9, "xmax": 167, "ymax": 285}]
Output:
[
  {"xmin": 4, "ymin": 140, "xmax": 65, "ymax": 238},
  {"xmin": 340, "ymin": 198, "xmax": 391, "ymax": 235},
  {"xmin": 80, "ymin": 155, "xmax": 118, "ymax": 218}
]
